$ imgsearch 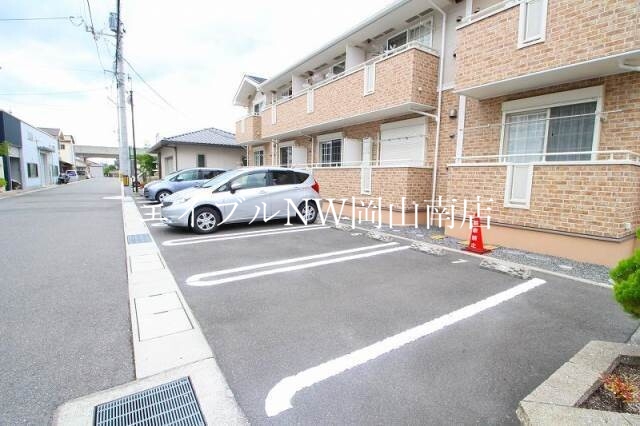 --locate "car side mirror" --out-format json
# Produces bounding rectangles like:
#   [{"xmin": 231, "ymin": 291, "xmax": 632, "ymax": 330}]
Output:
[
  {"xmin": 194, "ymin": 183, "xmax": 202, "ymax": 187},
  {"xmin": 230, "ymin": 181, "xmax": 243, "ymax": 194},
  {"xmin": 174, "ymin": 176, "xmax": 183, "ymax": 182}
]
